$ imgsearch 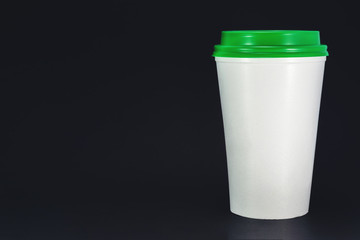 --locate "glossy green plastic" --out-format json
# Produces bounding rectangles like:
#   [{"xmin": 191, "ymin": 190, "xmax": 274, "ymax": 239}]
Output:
[{"xmin": 213, "ymin": 30, "xmax": 328, "ymax": 58}]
